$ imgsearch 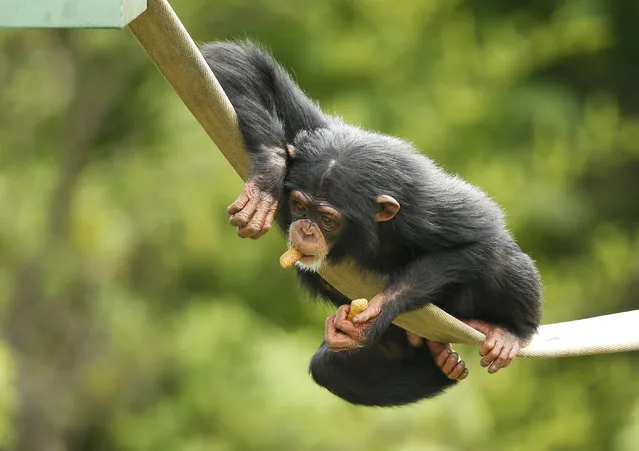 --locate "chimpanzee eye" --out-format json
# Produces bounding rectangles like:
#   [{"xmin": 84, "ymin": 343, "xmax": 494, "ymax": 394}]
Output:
[
  {"xmin": 321, "ymin": 214, "xmax": 337, "ymax": 230},
  {"xmin": 295, "ymin": 201, "xmax": 306, "ymax": 212}
]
